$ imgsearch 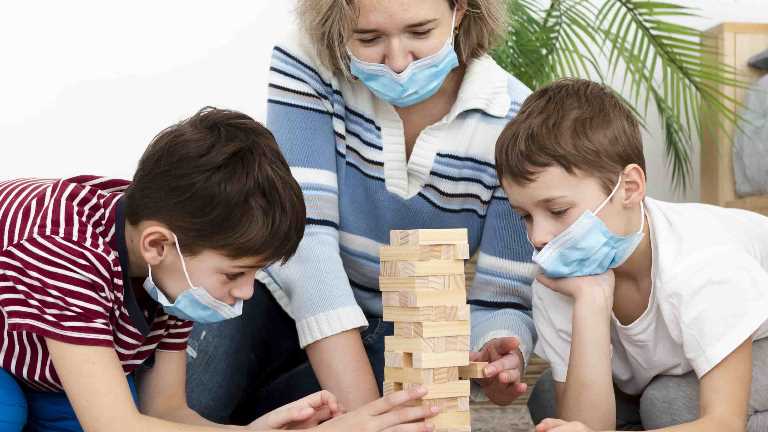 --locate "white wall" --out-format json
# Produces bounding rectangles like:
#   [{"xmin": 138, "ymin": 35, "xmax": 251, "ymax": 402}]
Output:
[{"xmin": 1, "ymin": 0, "xmax": 767, "ymax": 201}]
